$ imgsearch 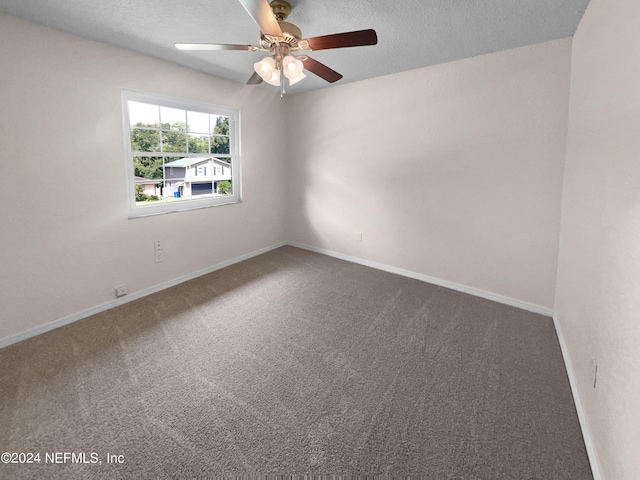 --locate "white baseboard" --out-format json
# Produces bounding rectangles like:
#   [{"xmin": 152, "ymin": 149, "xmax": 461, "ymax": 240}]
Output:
[
  {"xmin": 552, "ymin": 312, "xmax": 603, "ymax": 480},
  {"xmin": 288, "ymin": 242, "xmax": 554, "ymax": 317},
  {"xmin": 0, "ymin": 242, "xmax": 287, "ymax": 349},
  {"xmin": 0, "ymin": 241, "xmax": 552, "ymax": 350}
]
